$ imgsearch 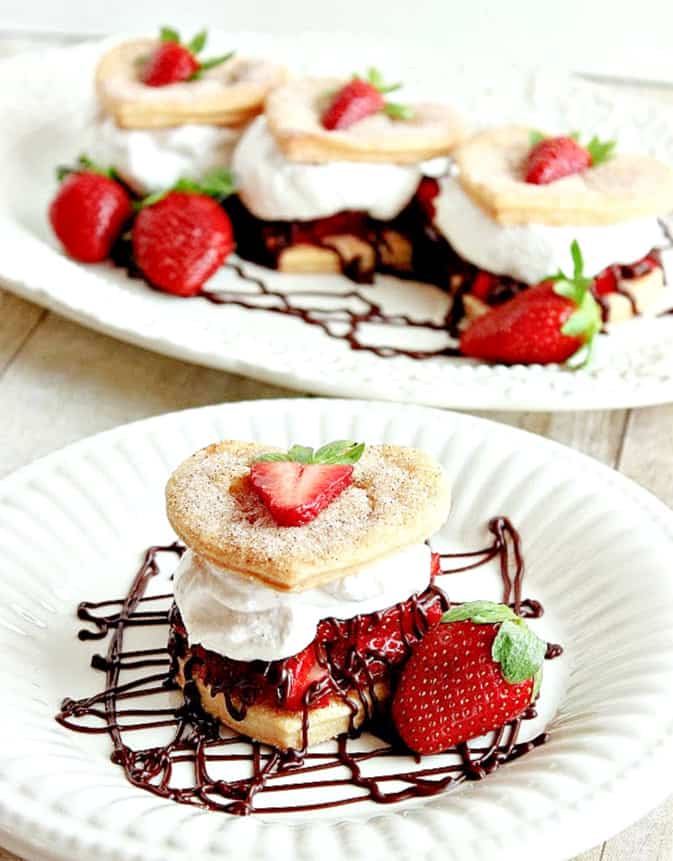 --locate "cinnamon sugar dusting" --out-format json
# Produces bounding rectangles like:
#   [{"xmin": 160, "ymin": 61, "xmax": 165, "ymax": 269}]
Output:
[{"xmin": 166, "ymin": 442, "xmax": 451, "ymax": 590}]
